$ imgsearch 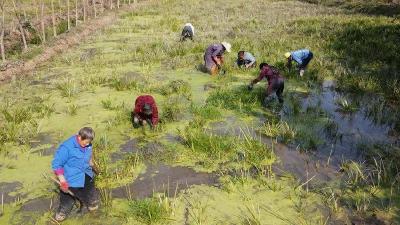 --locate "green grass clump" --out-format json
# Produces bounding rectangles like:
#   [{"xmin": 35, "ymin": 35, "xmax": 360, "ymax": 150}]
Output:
[
  {"xmin": 56, "ymin": 78, "xmax": 80, "ymax": 98},
  {"xmin": 101, "ymin": 99, "xmax": 114, "ymax": 110},
  {"xmin": 109, "ymin": 77, "xmax": 138, "ymax": 91},
  {"xmin": 159, "ymin": 80, "xmax": 192, "ymax": 100},
  {"xmin": 180, "ymin": 125, "xmax": 275, "ymax": 171},
  {"xmin": 335, "ymin": 97, "xmax": 358, "ymax": 113},
  {"xmin": 67, "ymin": 104, "xmax": 78, "ymax": 116},
  {"xmin": 259, "ymin": 121, "xmax": 296, "ymax": 144},
  {"xmin": 161, "ymin": 95, "xmax": 190, "ymax": 122},
  {"xmin": 128, "ymin": 196, "xmax": 172, "ymax": 225},
  {"xmin": 0, "ymin": 104, "xmax": 41, "ymax": 145},
  {"xmin": 191, "ymin": 104, "xmax": 222, "ymax": 121},
  {"xmin": 206, "ymin": 86, "xmax": 264, "ymax": 113}
]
